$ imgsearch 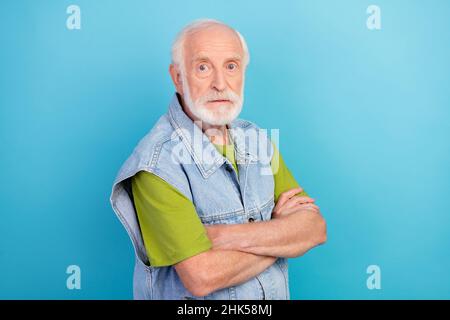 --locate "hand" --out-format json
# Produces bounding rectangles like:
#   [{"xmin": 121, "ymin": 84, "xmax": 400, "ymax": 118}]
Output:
[
  {"xmin": 205, "ymin": 224, "xmax": 219, "ymax": 243},
  {"xmin": 205, "ymin": 224, "xmax": 231, "ymax": 250},
  {"xmin": 272, "ymin": 187, "xmax": 319, "ymax": 219}
]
